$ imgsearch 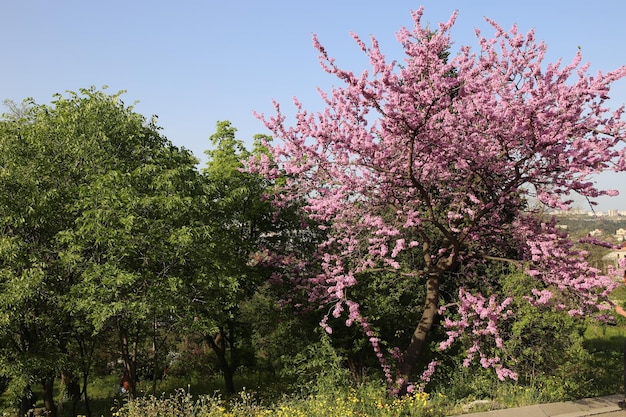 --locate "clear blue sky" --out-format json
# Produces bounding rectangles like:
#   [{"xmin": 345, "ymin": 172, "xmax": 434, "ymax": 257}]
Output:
[{"xmin": 2, "ymin": 0, "xmax": 626, "ymax": 211}]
